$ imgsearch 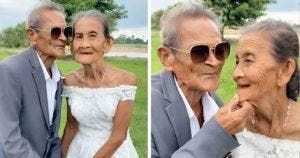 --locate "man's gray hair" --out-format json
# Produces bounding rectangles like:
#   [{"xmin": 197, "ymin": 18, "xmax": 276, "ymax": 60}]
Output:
[
  {"xmin": 160, "ymin": 2, "xmax": 221, "ymax": 48},
  {"xmin": 72, "ymin": 10, "xmax": 111, "ymax": 39},
  {"xmin": 27, "ymin": 0, "xmax": 64, "ymax": 29}
]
